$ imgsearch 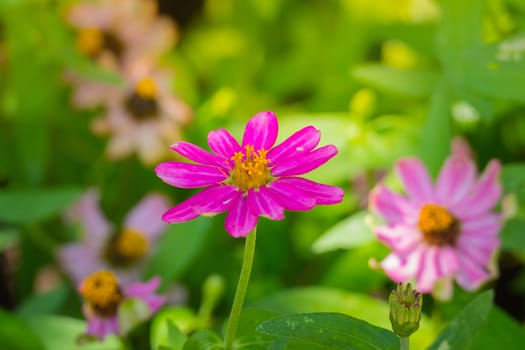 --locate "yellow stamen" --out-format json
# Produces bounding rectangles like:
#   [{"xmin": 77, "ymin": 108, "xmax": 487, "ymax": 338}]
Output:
[
  {"xmin": 76, "ymin": 28, "xmax": 104, "ymax": 56},
  {"xmin": 135, "ymin": 78, "xmax": 157, "ymax": 99},
  {"xmin": 418, "ymin": 204, "xmax": 459, "ymax": 246},
  {"xmin": 230, "ymin": 144, "xmax": 271, "ymax": 191},
  {"xmin": 80, "ymin": 271, "xmax": 122, "ymax": 316},
  {"xmin": 108, "ymin": 228, "xmax": 149, "ymax": 265}
]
